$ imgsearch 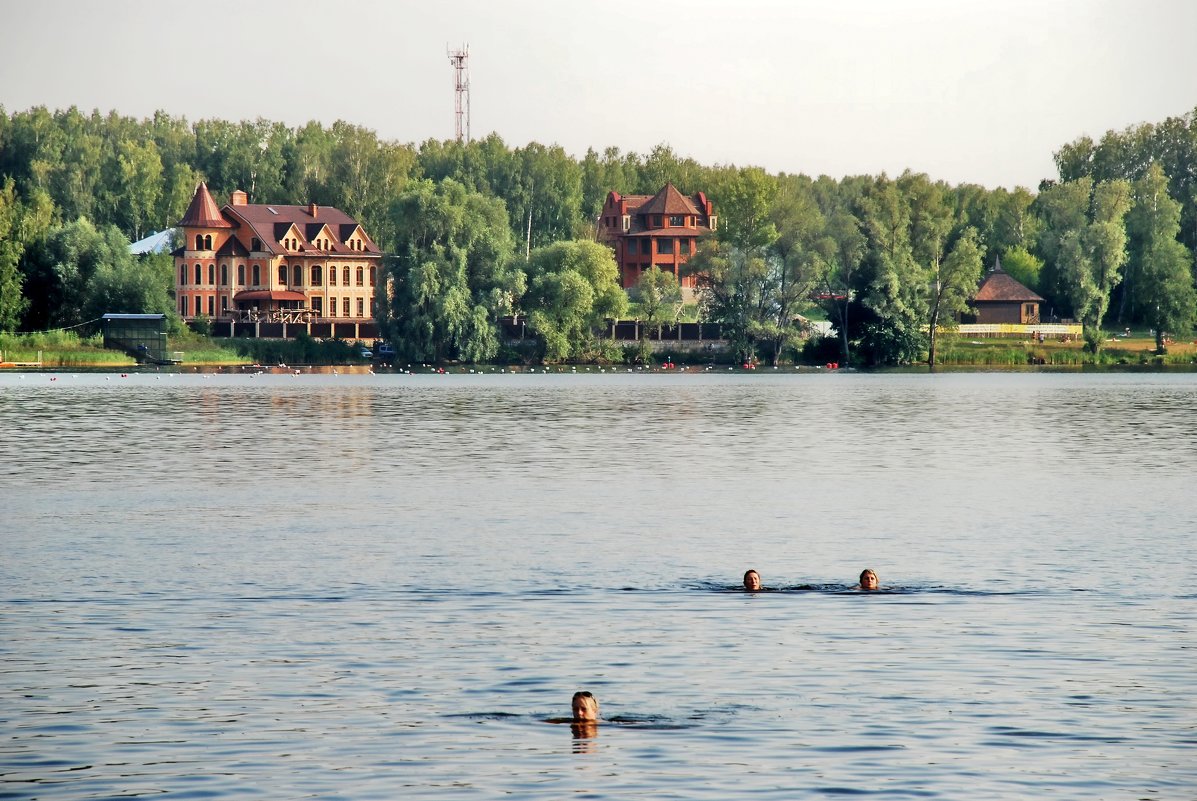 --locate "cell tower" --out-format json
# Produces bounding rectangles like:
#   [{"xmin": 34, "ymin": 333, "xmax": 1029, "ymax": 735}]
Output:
[{"xmin": 447, "ymin": 44, "xmax": 470, "ymax": 142}]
